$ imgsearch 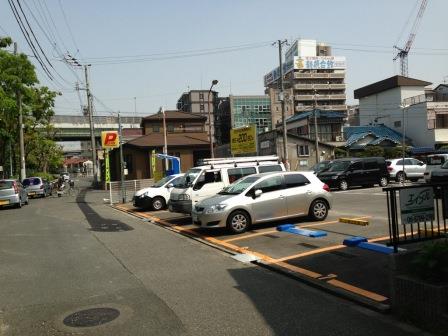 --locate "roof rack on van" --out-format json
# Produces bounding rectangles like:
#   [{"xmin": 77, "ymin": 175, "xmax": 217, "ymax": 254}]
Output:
[{"xmin": 199, "ymin": 155, "xmax": 280, "ymax": 167}]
